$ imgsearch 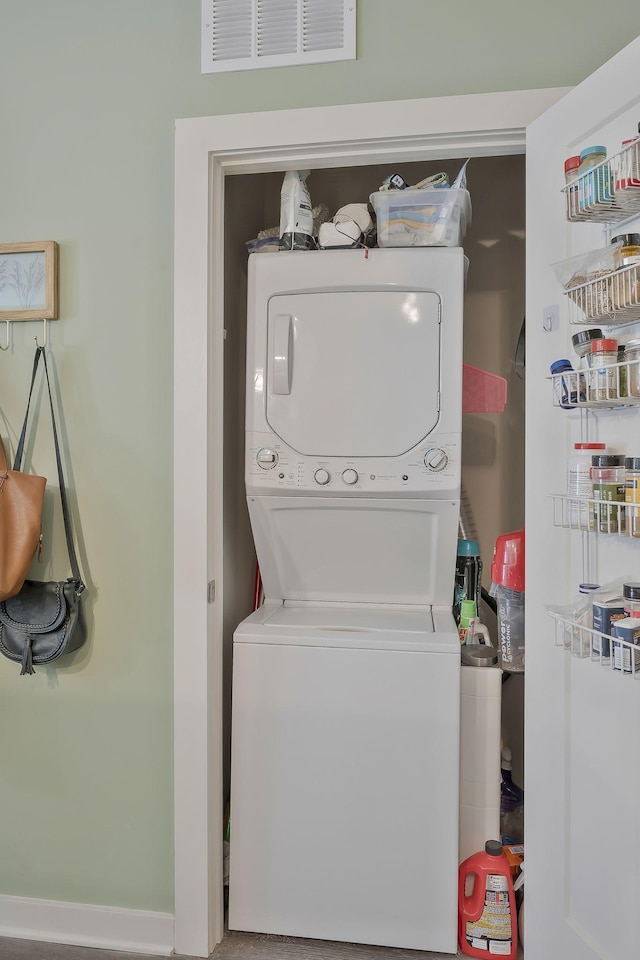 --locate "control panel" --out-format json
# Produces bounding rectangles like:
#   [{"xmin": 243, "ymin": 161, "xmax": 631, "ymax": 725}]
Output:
[{"xmin": 246, "ymin": 431, "xmax": 460, "ymax": 497}]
